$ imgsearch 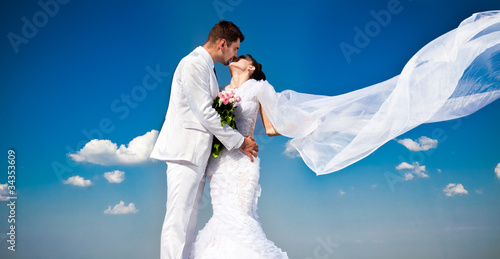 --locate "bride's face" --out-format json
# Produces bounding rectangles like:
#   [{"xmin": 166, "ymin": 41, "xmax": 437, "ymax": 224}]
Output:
[{"xmin": 229, "ymin": 57, "xmax": 253, "ymax": 74}]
